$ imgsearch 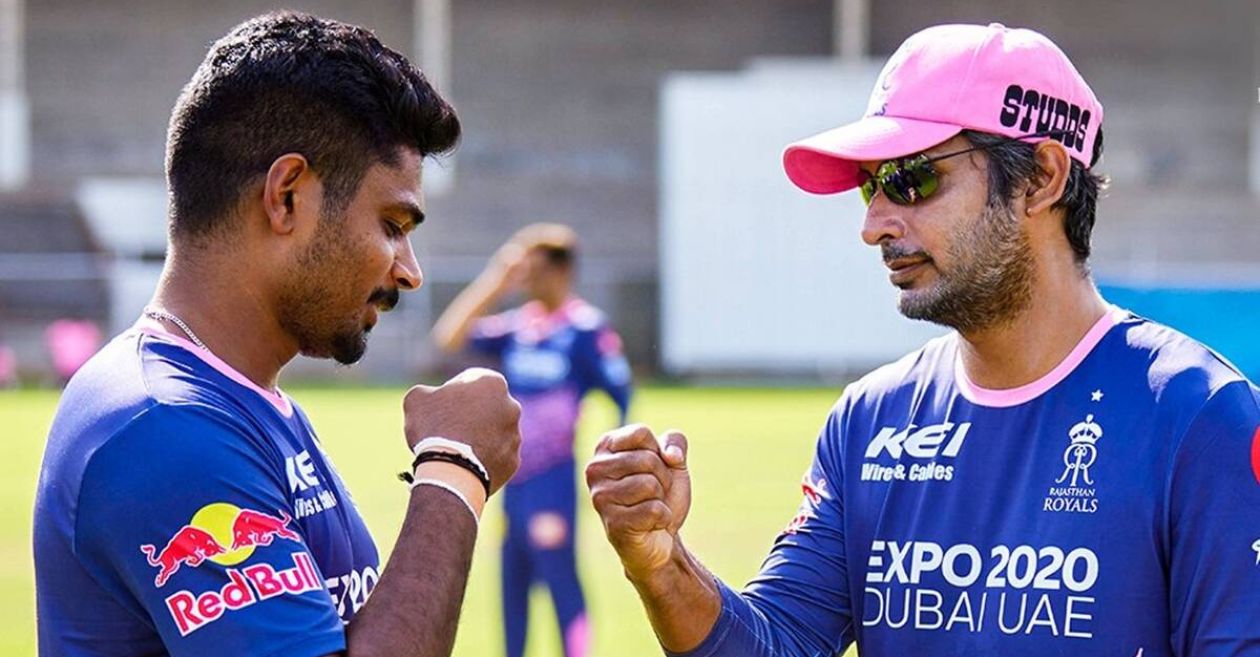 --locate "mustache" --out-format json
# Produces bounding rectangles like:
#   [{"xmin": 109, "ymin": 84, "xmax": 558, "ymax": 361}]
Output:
[
  {"xmin": 881, "ymin": 243, "xmax": 931, "ymax": 265},
  {"xmin": 368, "ymin": 287, "xmax": 400, "ymax": 312}
]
